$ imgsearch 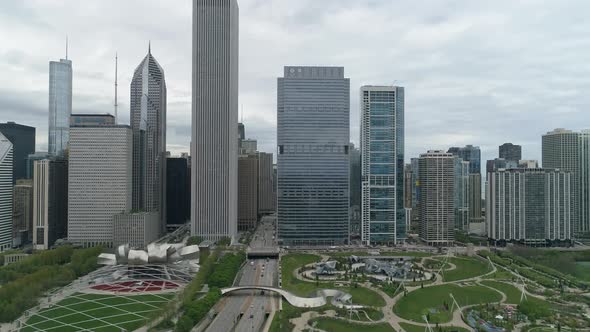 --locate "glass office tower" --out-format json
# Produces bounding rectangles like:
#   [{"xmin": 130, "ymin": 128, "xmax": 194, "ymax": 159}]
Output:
[
  {"xmin": 277, "ymin": 66, "xmax": 350, "ymax": 246},
  {"xmin": 360, "ymin": 86, "xmax": 405, "ymax": 245},
  {"xmin": 48, "ymin": 59, "xmax": 72, "ymax": 156}
]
